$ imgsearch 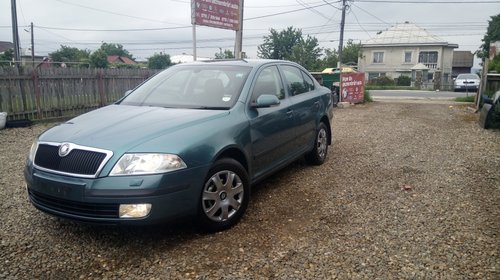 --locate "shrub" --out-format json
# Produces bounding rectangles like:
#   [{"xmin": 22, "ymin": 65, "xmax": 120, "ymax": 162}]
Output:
[
  {"xmin": 370, "ymin": 76, "xmax": 394, "ymax": 86},
  {"xmin": 396, "ymin": 75, "xmax": 411, "ymax": 86},
  {"xmin": 364, "ymin": 89, "xmax": 373, "ymax": 103}
]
